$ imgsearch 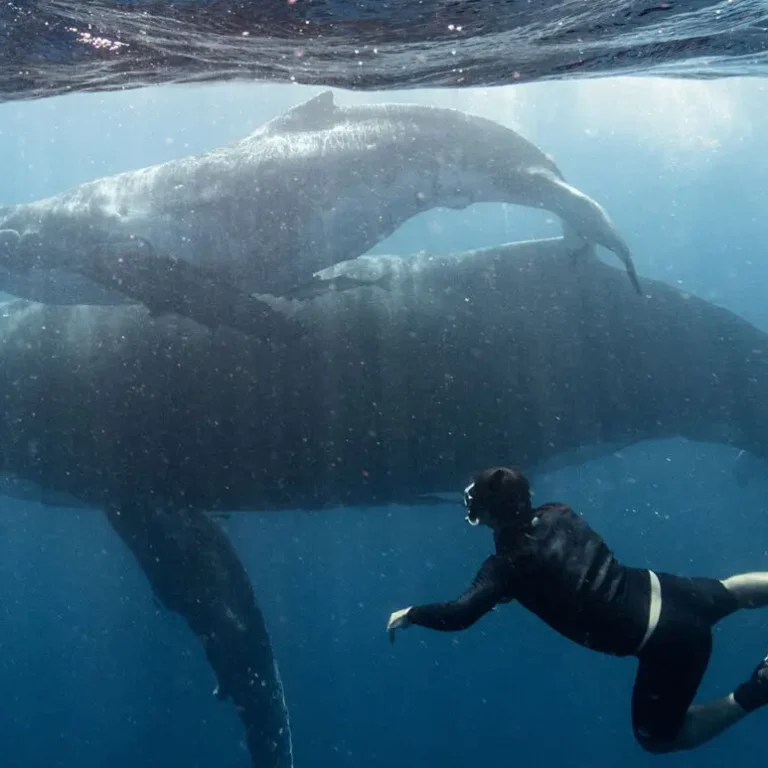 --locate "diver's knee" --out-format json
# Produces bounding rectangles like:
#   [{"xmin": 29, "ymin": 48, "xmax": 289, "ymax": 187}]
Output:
[
  {"xmin": 634, "ymin": 727, "xmax": 679, "ymax": 754},
  {"xmin": 720, "ymin": 573, "xmax": 768, "ymax": 609}
]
